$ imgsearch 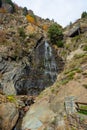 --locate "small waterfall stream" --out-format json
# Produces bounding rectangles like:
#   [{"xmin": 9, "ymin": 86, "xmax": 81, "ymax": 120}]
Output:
[
  {"xmin": 15, "ymin": 40, "xmax": 58, "ymax": 95},
  {"xmin": 13, "ymin": 41, "xmax": 58, "ymax": 130},
  {"xmin": 44, "ymin": 41, "xmax": 57, "ymax": 82}
]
